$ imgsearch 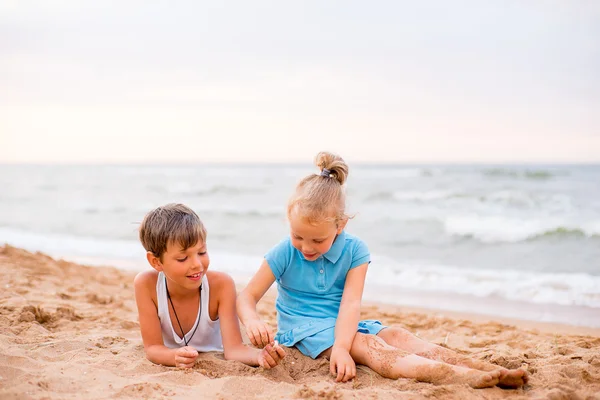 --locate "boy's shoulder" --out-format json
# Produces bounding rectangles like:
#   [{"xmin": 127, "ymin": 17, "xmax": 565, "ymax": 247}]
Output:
[
  {"xmin": 205, "ymin": 271, "xmax": 237, "ymax": 310},
  {"xmin": 206, "ymin": 270, "xmax": 236, "ymax": 293},
  {"xmin": 133, "ymin": 269, "xmax": 159, "ymax": 290}
]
